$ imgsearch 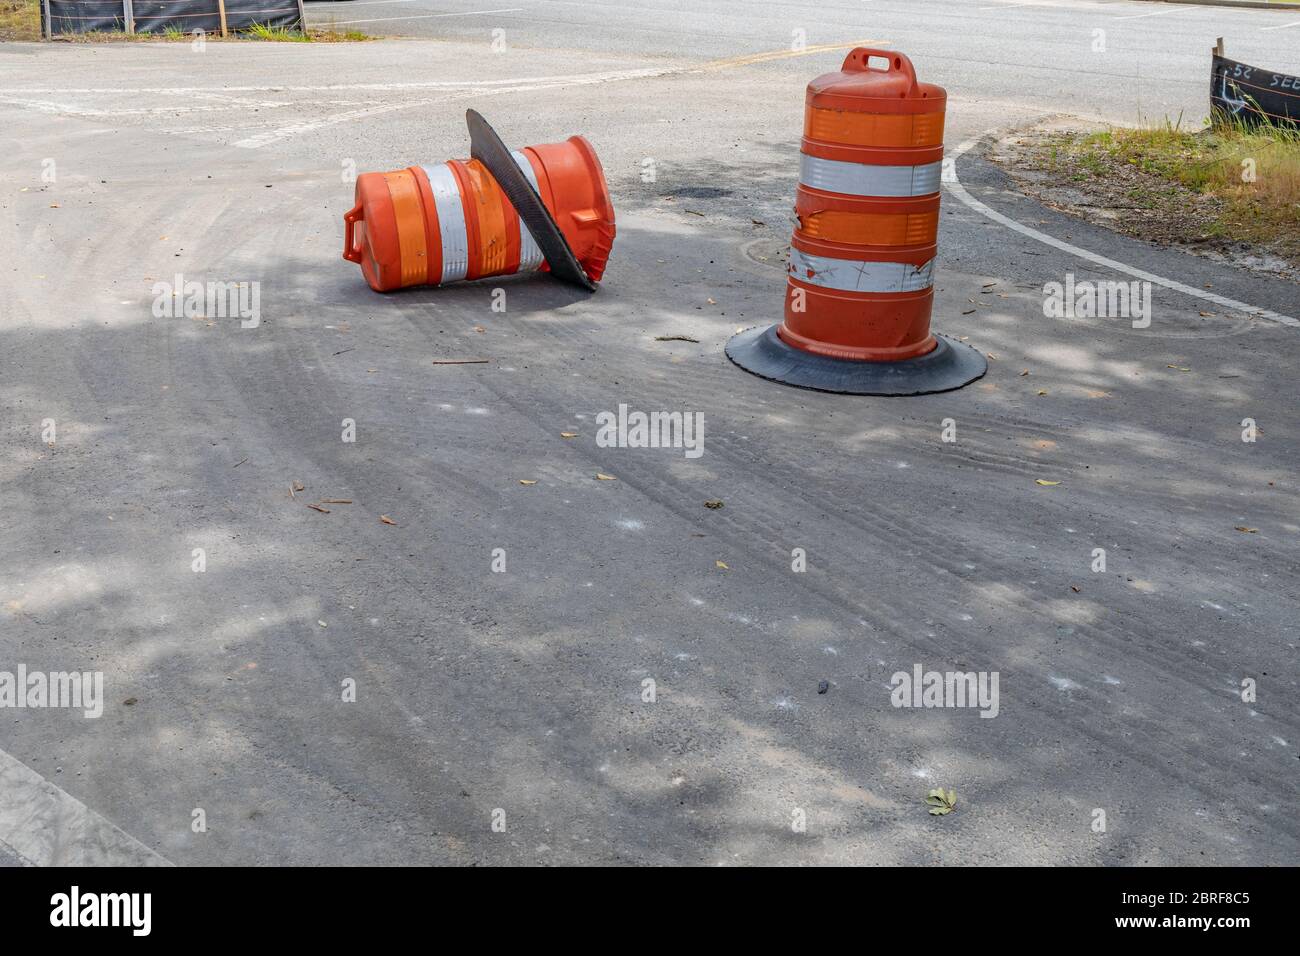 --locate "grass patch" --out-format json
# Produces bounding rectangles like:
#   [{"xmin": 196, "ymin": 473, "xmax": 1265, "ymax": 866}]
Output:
[
  {"xmin": 0, "ymin": 0, "xmax": 40, "ymax": 41},
  {"xmin": 246, "ymin": 22, "xmax": 310, "ymax": 42},
  {"xmin": 309, "ymin": 28, "xmax": 372, "ymax": 43},
  {"xmin": 247, "ymin": 22, "xmax": 372, "ymax": 41},
  {"xmin": 1034, "ymin": 117, "xmax": 1300, "ymax": 265}
]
